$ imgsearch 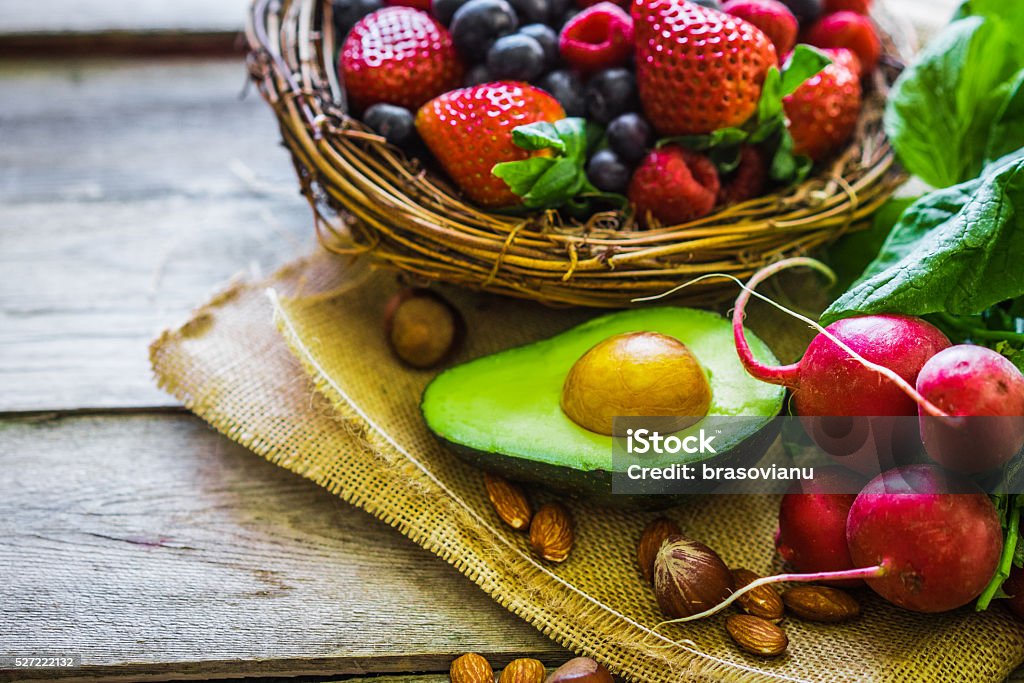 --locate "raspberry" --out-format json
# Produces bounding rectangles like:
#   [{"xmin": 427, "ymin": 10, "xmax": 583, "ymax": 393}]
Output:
[
  {"xmin": 718, "ymin": 146, "xmax": 768, "ymax": 206},
  {"xmin": 559, "ymin": 2, "xmax": 634, "ymax": 73},
  {"xmin": 722, "ymin": 0, "xmax": 799, "ymax": 58},
  {"xmin": 805, "ymin": 10, "xmax": 881, "ymax": 75},
  {"xmin": 629, "ymin": 146, "xmax": 721, "ymax": 226}
]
